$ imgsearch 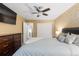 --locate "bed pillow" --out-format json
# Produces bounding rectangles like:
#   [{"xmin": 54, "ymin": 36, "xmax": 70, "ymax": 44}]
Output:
[
  {"xmin": 73, "ymin": 35, "xmax": 79, "ymax": 46},
  {"xmin": 64, "ymin": 33, "xmax": 76, "ymax": 44},
  {"xmin": 58, "ymin": 34, "xmax": 66, "ymax": 42}
]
